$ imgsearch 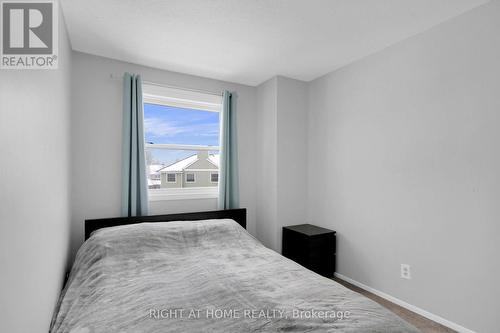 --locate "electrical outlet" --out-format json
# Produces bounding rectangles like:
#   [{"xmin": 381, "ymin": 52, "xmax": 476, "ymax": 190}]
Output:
[{"xmin": 401, "ymin": 264, "xmax": 411, "ymax": 279}]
